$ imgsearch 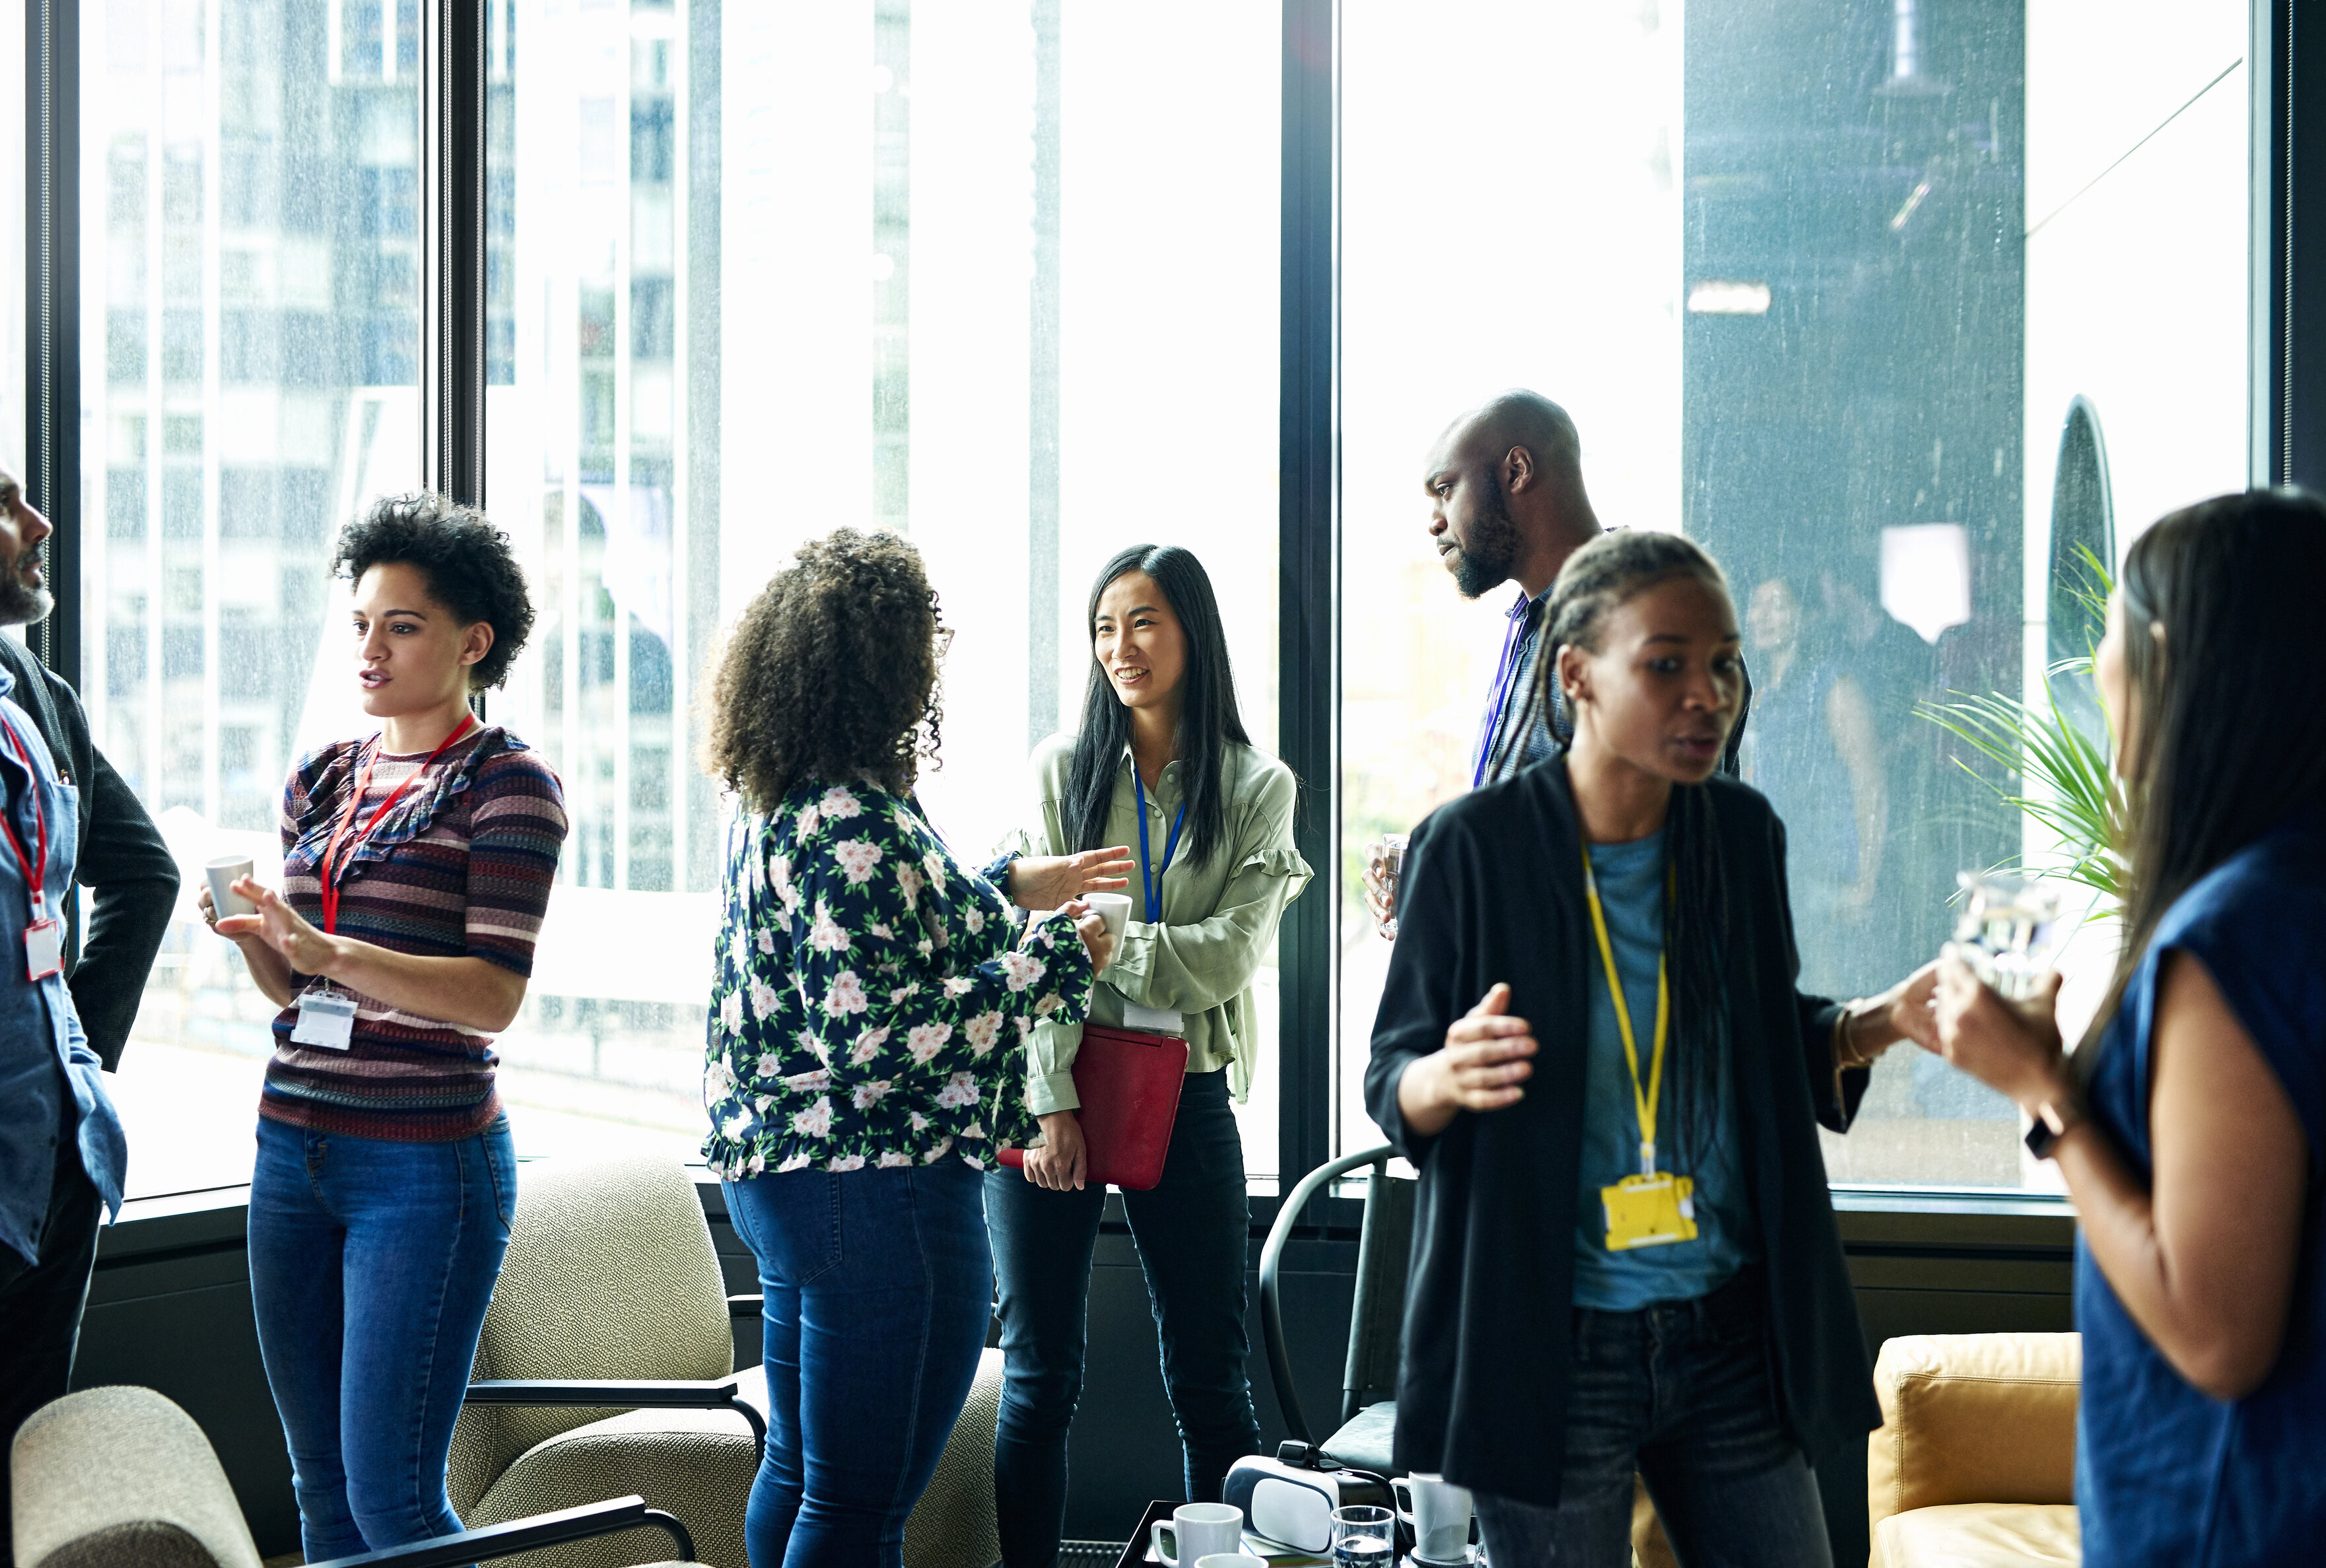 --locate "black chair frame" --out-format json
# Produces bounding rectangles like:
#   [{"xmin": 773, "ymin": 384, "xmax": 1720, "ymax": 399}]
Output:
[
  {"xmin": 1256, "ymin": 1143, "xmax": 1397, "ymax": 1447},
  {"xmin": 307, "ymin": 1494, "xmax": 695, "ymax": 1568}
]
